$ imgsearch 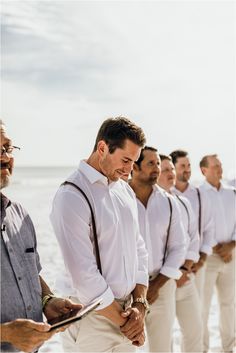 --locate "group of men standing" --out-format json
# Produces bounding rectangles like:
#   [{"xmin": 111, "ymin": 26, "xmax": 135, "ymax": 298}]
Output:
[{"xmin": 1, "ymin": 116, "xmax": 235, "ymax": 353}]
